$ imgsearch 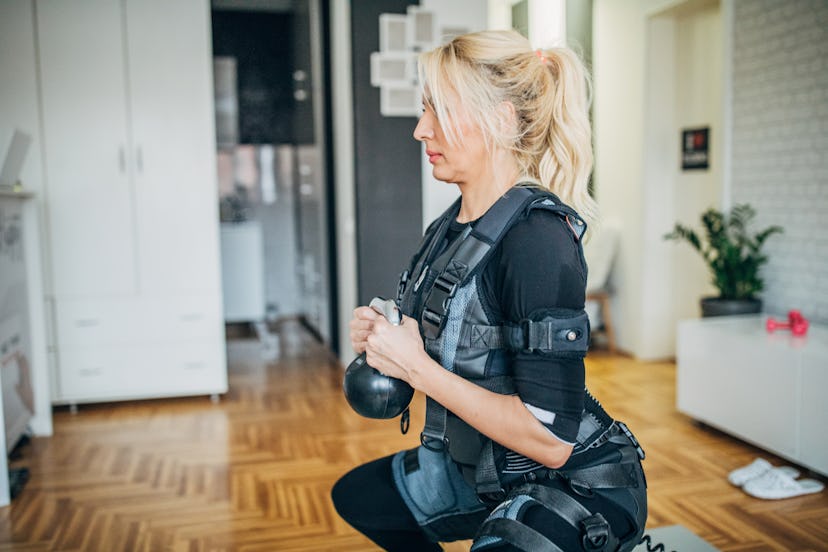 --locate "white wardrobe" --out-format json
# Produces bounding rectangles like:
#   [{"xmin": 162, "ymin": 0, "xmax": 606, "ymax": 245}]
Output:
[{"xmin": 36, "ymin": 0, "xmax": 227, "ymax": 403}]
